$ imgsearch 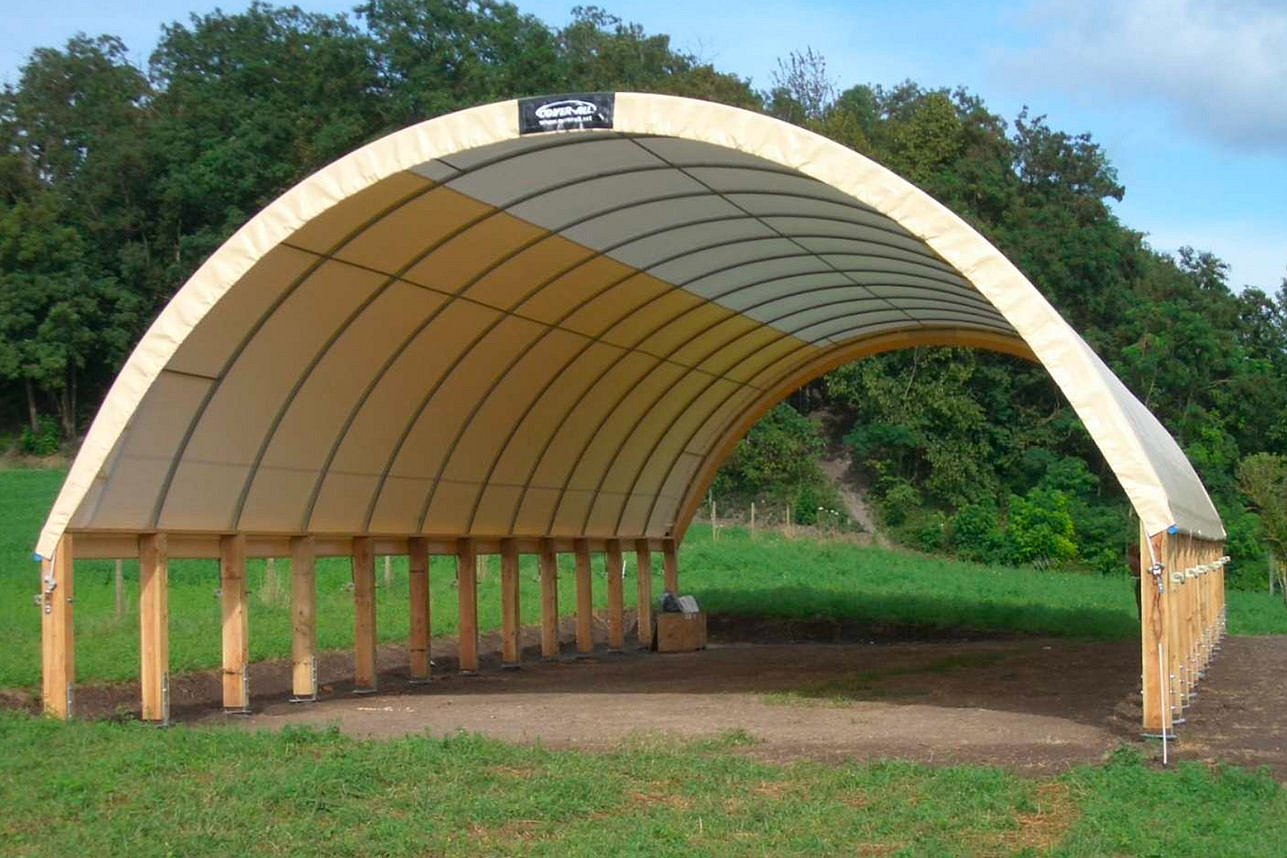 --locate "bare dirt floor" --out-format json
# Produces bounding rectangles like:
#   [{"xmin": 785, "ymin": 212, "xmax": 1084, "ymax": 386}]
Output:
[{"xmin": 21, "ymin": 617, "xmax": 1287, "ymax": 779}]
